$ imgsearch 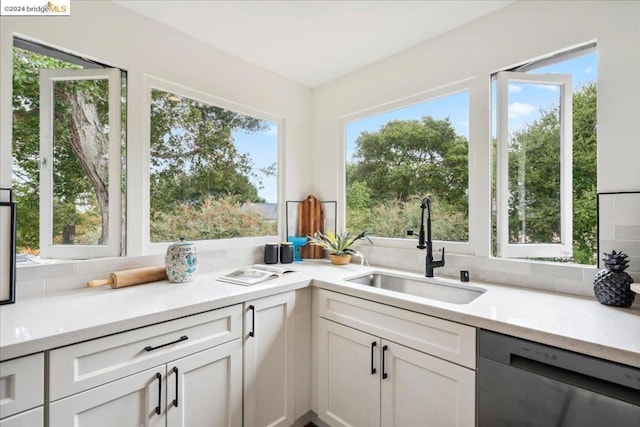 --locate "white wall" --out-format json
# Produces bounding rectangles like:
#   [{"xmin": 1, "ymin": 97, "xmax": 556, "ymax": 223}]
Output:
[
  {"xmin": 310, "ymin": 1, "xmax": 640, "ymax": 296},
  {"xmin": 0, "ymin": 1, "xmax": 311, "ymax": 295}
]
